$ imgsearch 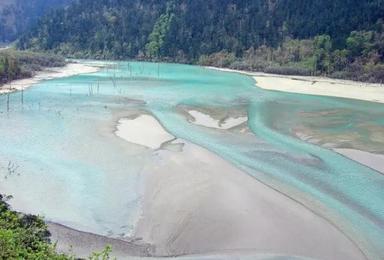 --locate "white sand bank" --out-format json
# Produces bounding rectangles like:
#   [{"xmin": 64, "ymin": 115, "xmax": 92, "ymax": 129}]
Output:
[
  {"xmin": 188, "ymin": 110, "xmax": 247, "ymax": 129},
  {"xmin": 0, "ymin": 63, "xmax": 100, "ymax": 94},
  {"xmin": 207, "ymin": 67, "xmax": 384, "ymax": 104},
  {"xmin": 126, "ymin": 116, "xmax": 365, "ymax": 259},
  {"xmin": 115, "ymin": 115, "xmax": 174, "ymax": 149},
  {"xmin": 335, "ymin": 149, "xmax": 384, "ymax": 174}
]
